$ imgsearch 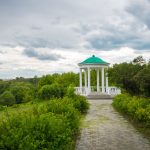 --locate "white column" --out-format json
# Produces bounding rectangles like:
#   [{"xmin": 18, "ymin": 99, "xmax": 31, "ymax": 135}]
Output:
[
  {"xmin": 88, "ymin": 67, "xmax": 91, "ymax": 93},
  {"xmin": 106, "ymin": 74, "xmax": 108, "ymax": 94},
  {"xmin": 84, "ymin": 69, "xmax": 87, "ymax": 88},
  {"xmin": 101, "ymin": 67, "xmax": 105, "ymax": 93},
  {"xmin": 97, "ymin": 69, "xmax": 100, "ymax": 92},
  {"xmin": 79, "ymin": 68, "xmax": 82, "ymax": 93}
]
